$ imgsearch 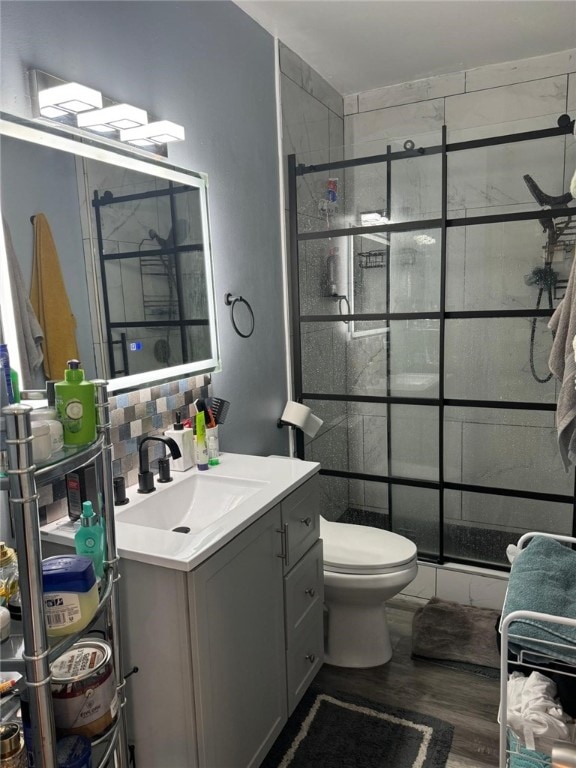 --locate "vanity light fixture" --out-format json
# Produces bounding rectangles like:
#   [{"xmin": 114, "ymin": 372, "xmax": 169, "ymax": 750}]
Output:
[
  {"xmin": 77, "ymin": 104, "xmax": 148, "ymax": 133},
  {"xmin": 120, "ymin": 120, "xmax": 185, "ymax": 146},
  {"xmin": 38, "ymin": 82, "xmax": 103, "ymax": 118},
  {"xmin": 29, "ymin": 70, "xmax": 185, "ymax": 150}
]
